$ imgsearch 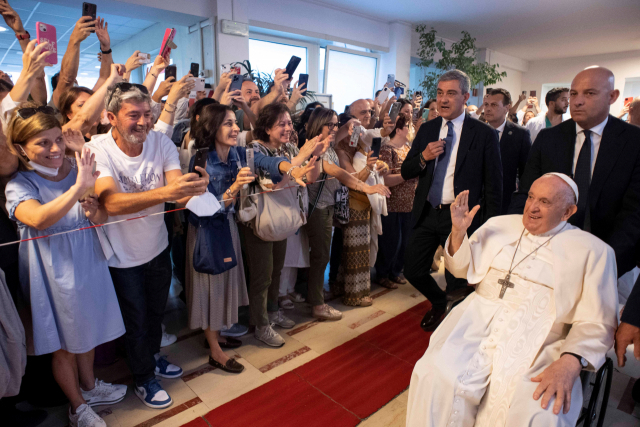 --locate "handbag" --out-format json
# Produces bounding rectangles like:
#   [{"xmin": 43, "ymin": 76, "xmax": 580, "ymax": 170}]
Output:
[
  {"xmin": 333, "ymin": 184, "xmax": 350, "ymax": 225},
  {"xmin": 252, "ymin": 184, "xmax": 307, "ymax": 241},
  {"xmin": 188, "ymin": 212, "xmax": 237, "ymax": 275}
]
